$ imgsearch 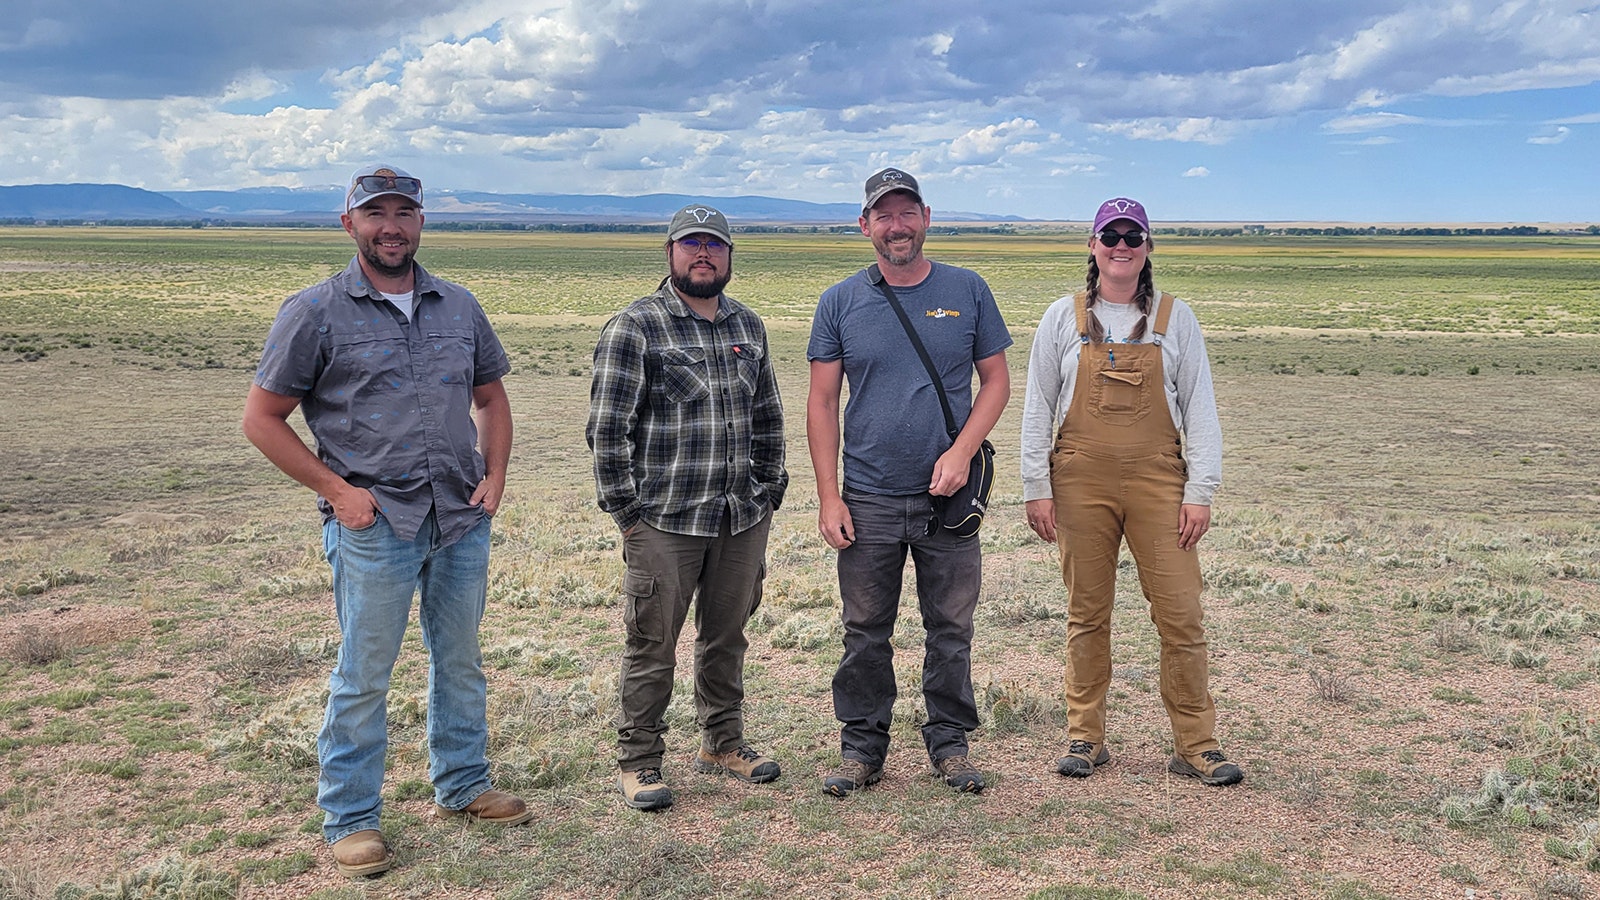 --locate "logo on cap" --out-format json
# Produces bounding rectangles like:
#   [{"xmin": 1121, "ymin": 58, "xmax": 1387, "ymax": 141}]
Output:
[
  {"xmin": 685, "ymin": 207, "xmax": 718, "ymax": 223},
  {"xmin": 1105, "ymin": 199, "xmax": 1138, "ymax": 214},
  {"xmin": 881, "ymin": 172, "xmax": 904, "ymax": 183}
]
